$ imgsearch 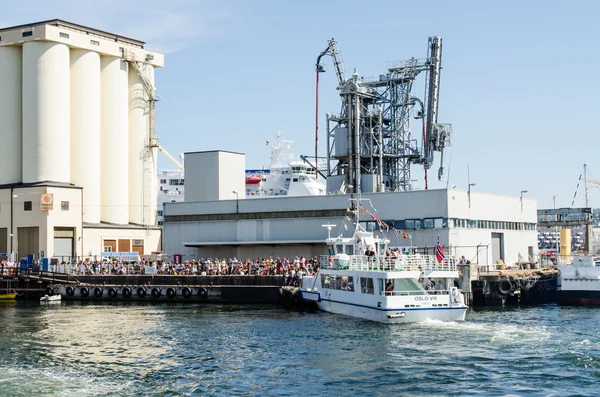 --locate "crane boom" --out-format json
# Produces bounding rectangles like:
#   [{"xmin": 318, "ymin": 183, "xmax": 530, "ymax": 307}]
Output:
[{"xmin": 158, "ymin": 145, "xmax": 184, "ymax": 171}]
